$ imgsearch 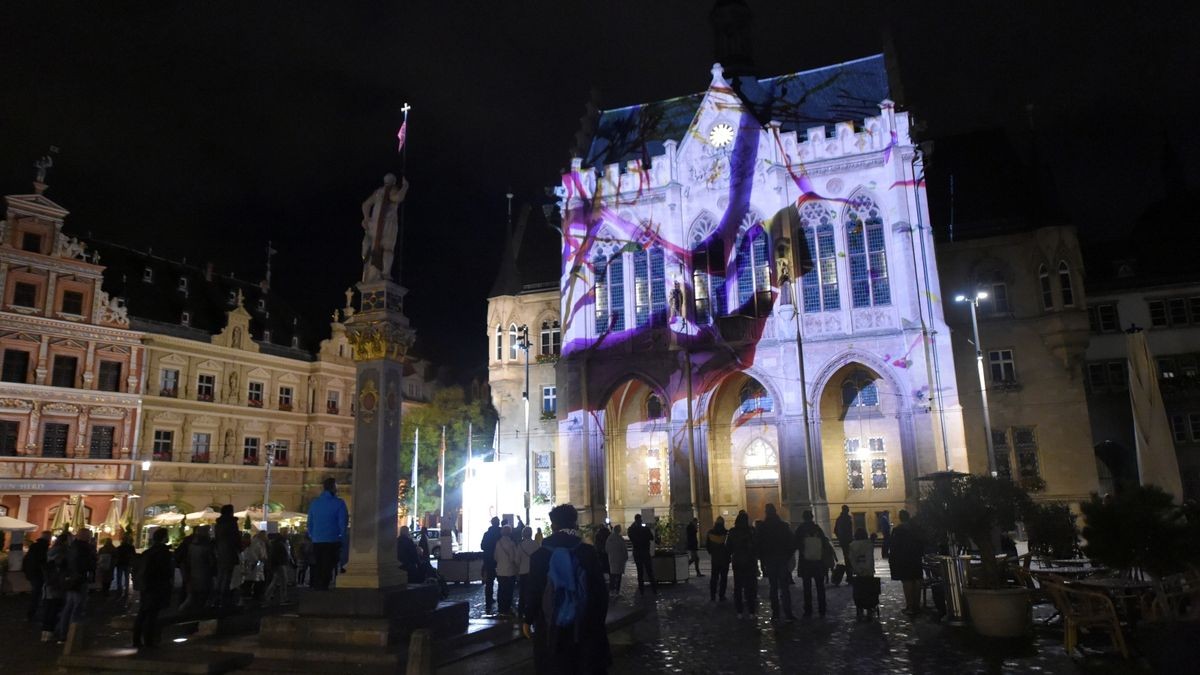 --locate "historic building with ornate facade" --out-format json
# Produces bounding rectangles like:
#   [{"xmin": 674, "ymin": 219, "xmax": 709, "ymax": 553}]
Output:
[{"xmin": 0, "ymin": 183, "xmax": 144, "ymax": 531}]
